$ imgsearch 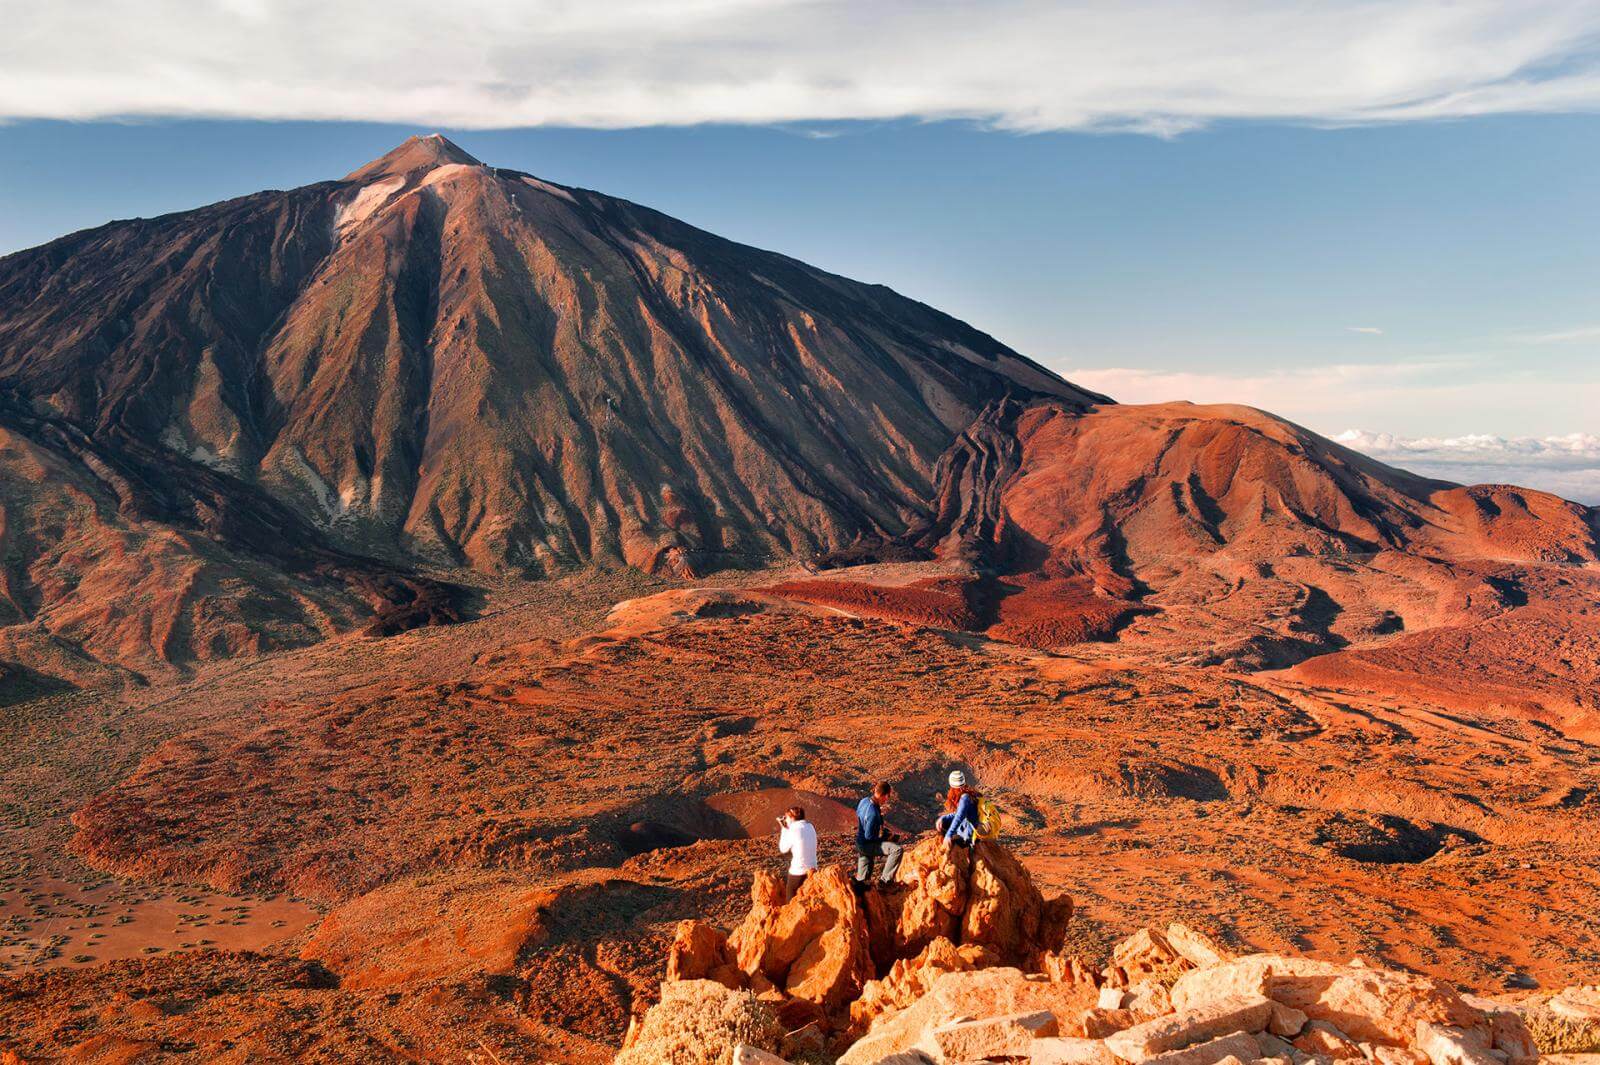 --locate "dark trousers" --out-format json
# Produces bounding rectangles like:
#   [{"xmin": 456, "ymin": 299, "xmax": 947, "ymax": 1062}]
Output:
[
  {"xmin": 854, "ymin": 839, "xmax": 903, "ymax": 883},
  {"xmin": 785, "ymin": 872, "xmax": 809, "ymax": 900}
]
